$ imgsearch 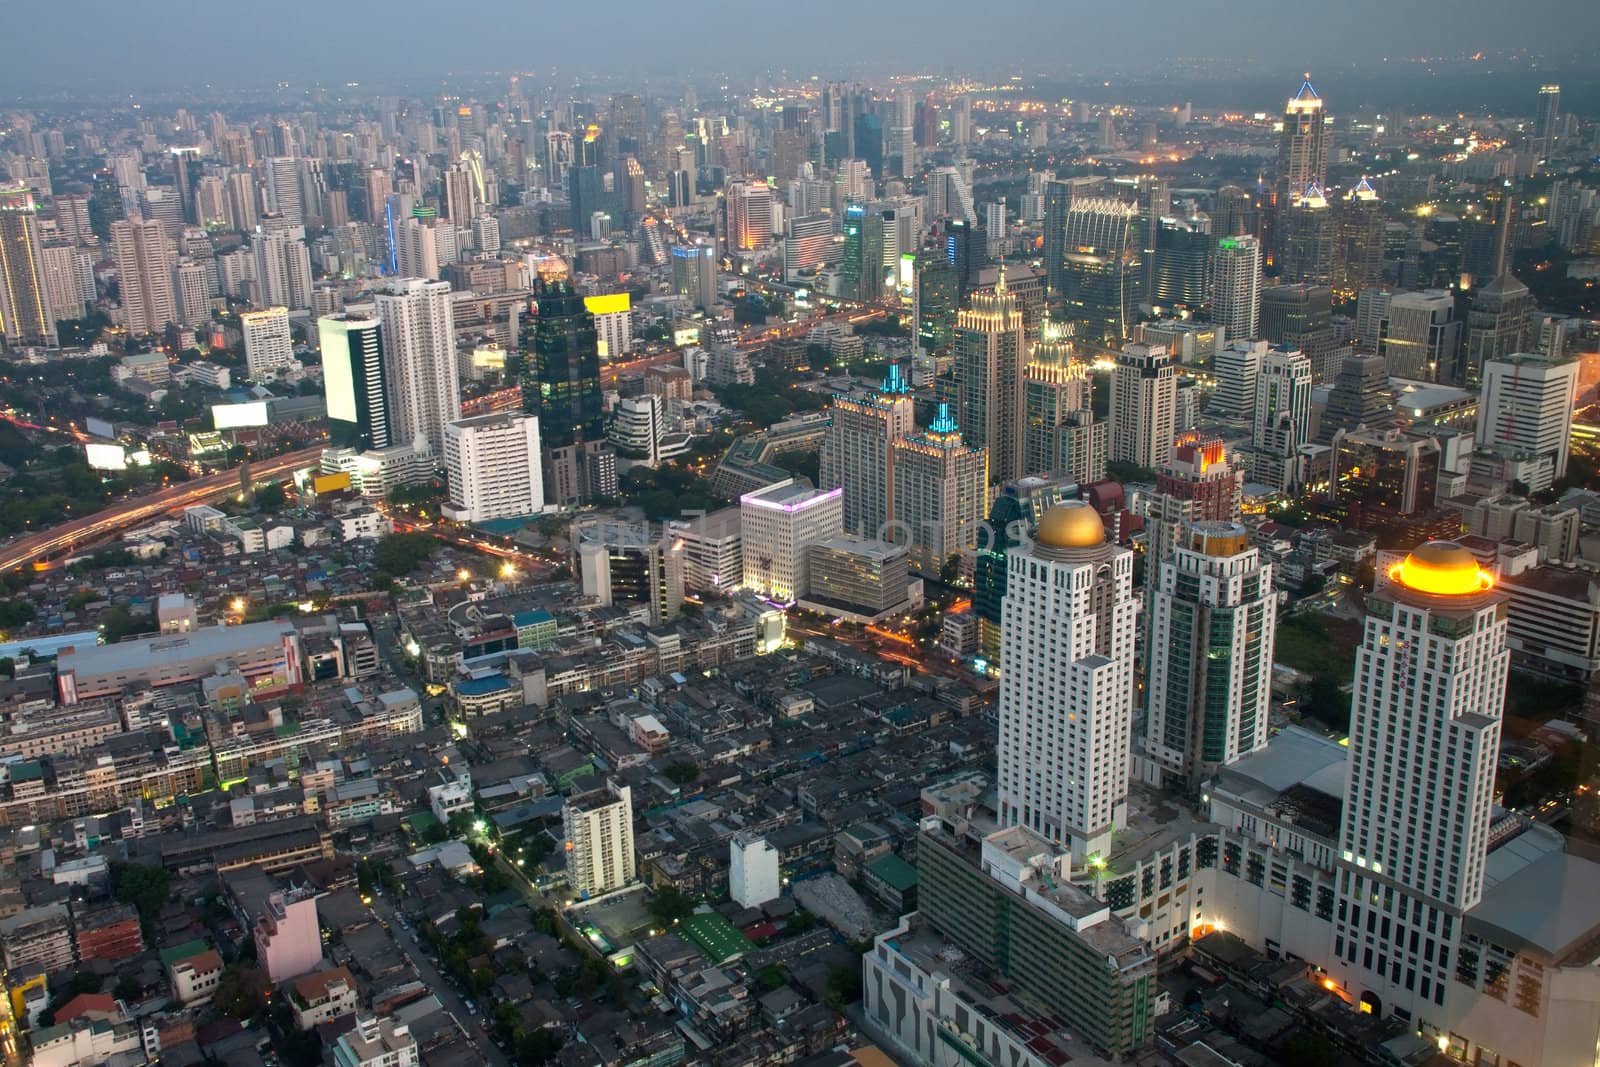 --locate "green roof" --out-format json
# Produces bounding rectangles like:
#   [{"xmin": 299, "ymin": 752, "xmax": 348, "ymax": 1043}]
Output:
[
  {"xmin": 866, "ymin": 853, "xmax": 919, "ymax": 892},
  {"xmin": 9, "ymin": 761, "xmax": 42, "ymax": 782},
  {"xmin": 679, "ymin": 912, "xmax": 754, "ymax": 964},
  {"xmin": 406, "ymin": 811, "xmax": 440, "ymax": 834},
  {"xmin": 159, "ymin": 938, "xmax": 211, "ymax": 967}
]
